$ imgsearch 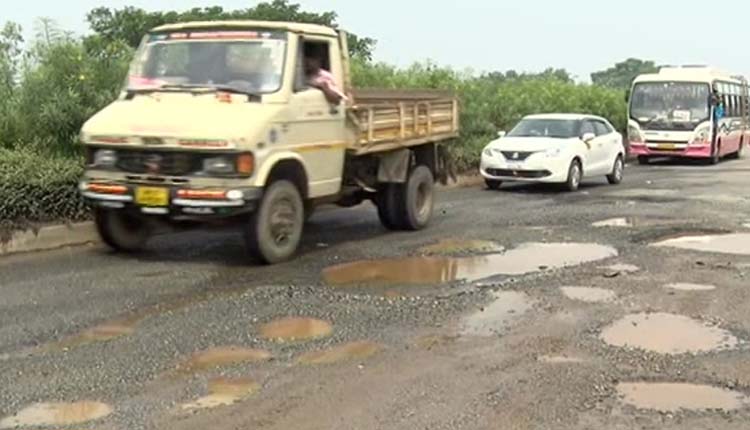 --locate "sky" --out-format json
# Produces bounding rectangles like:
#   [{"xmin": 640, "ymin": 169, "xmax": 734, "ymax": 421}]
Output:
[{"xmin": 4, "ymin": 0, "xmax": 750, "ymax": 81}]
